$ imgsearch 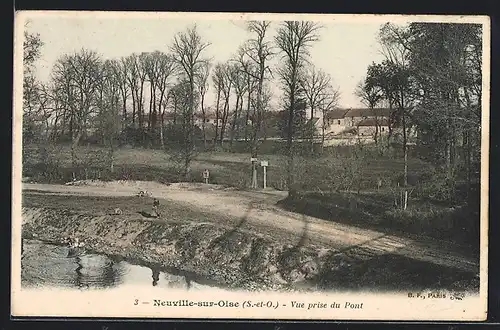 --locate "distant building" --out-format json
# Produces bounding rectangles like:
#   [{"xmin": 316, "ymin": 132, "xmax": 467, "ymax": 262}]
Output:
[
  {"xmin": 315, "ymin": 107, "xmax": 394, "ymax": 144},
  {"xmin": 343, "ymin": 108, "xmax": 392, "ymax": 127},
  {"xmin": 323, "ymin": 109, "xmax": 350, "ymax": 134},
  {"xmin": 356, "ymin": 118, "xmax": 390, "ymax": 137}
]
